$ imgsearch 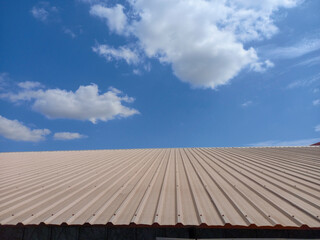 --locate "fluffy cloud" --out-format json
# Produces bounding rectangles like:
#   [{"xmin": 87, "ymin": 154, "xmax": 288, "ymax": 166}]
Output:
[
  {"xmin": 93, "ymin": 44, "xmax": 139, "ymax": 65},
  {"xmin": 88, "ymin": 0, "xmax": 300, "ymax": 88},
  {"xmin": 0, "ymin": 115, "xmax": 50, "ymax": 142},
  {"xmin": 90, "ymin": 4, "xmax": 127, "ymax": 35},
  {"xmin": 1, "ymin": 84, "xmax": 139, "ymax": 124},
  {"xmin": 31, "ymin": 2, "xmax": 58, "ymax": 22},
  {"xmin": 53, "ymin": 132, "xmax": 87, "ymax": 140}
]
